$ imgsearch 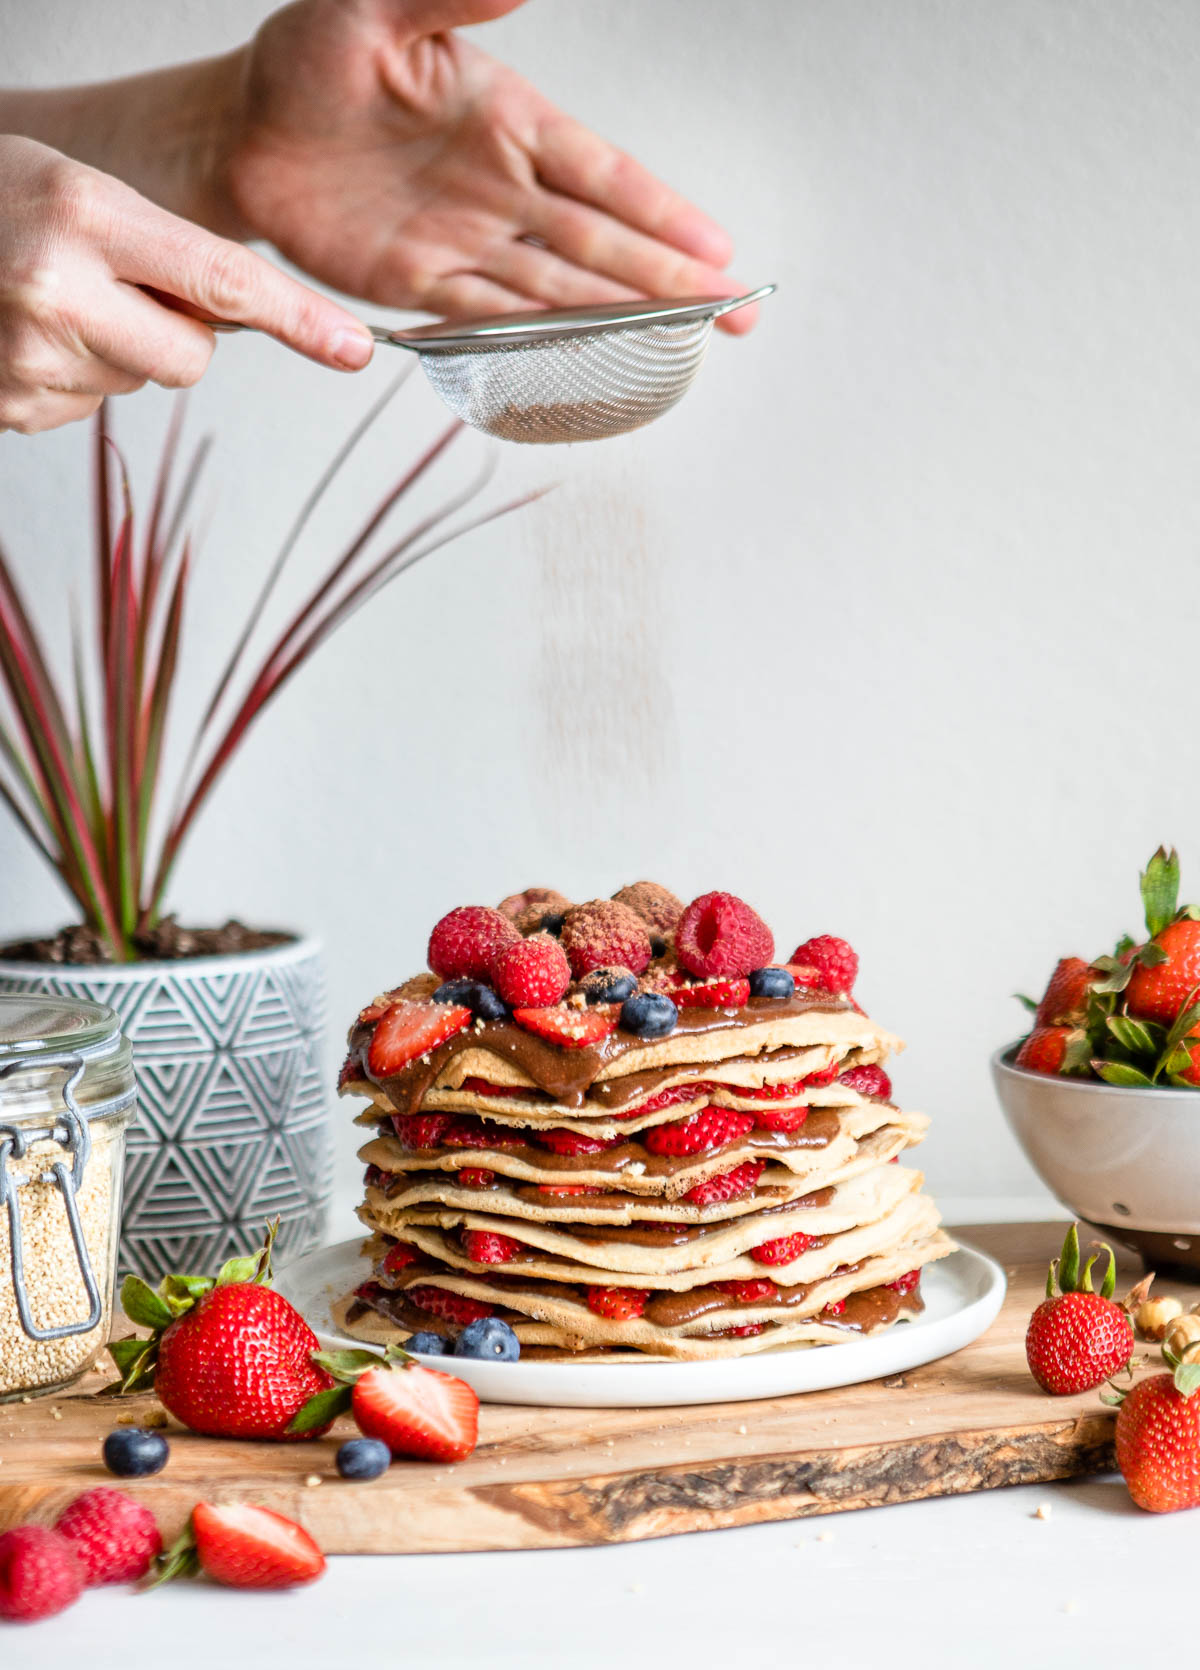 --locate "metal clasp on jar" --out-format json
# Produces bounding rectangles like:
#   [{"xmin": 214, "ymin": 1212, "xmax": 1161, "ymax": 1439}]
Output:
[{"xmin": 0, "ymin": 1051, "xmax": 102, "ymax": 1341}]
